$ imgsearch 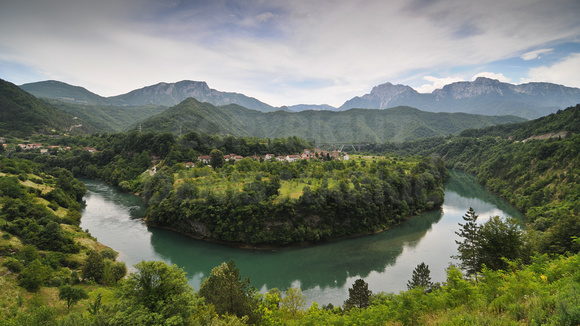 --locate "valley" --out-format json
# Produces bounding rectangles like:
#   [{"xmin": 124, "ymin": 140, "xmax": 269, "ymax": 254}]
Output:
[{"xmin": 0, "ymin": 75, "xmax": 579, "ymax": 325}]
